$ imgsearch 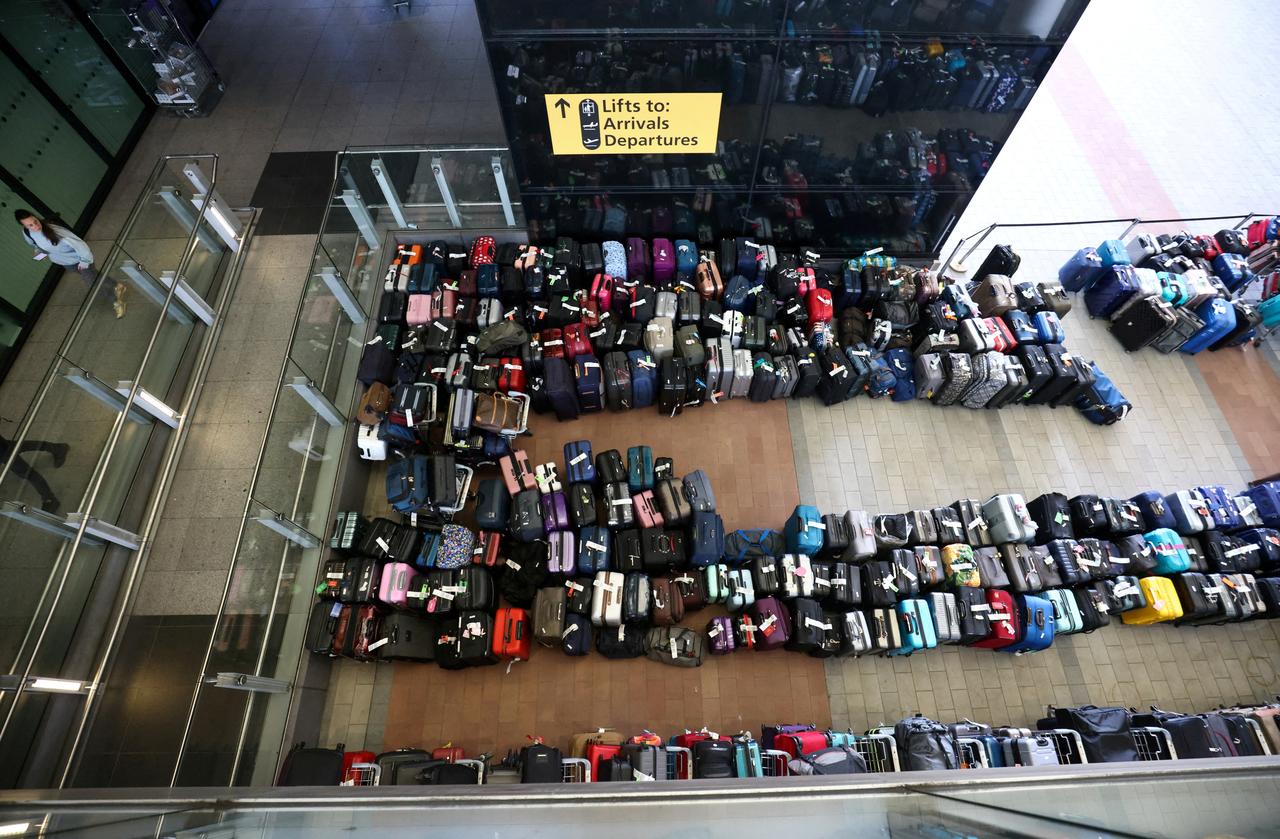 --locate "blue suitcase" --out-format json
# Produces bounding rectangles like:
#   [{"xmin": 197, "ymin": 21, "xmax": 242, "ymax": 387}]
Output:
[
  {"xmin": 386, "ymin": 455, "xmax": 430, "ymax": 514},
  {"xmin": 784, "ymin": 505, "xmax": 824, "ymax": 555},
  {"xmin": 977, "ymin": 734, "xmax": 1006, "ymax": 767},
  {"xmin": 1004, "ymin": 310, "xmax": 1039, "ymax": 344},
  {"xmin": 1084, "ymin": 266, "xmax": 1139, "ymax": 319},
  {"xmin": 1130, "ymin": 491, "xmax": 1177, "ymax": 532},
  {"xmin": 1059, "ymin": 246, "xmax": 1104, "ymax": 292},
  {"xmin": 1242, "ymin": 481, "xmax": 1280, "ymax": 527},
  {"xmin": 865, "ymin": 353, "xmax": 895, "ymax": 399},
  {"xmin": 1033, "ymin": 311, "xmax": 1064, "ymax": 344},
  {"xmin": 734, "ymin": 237, "xmax": 759, "ymax": 279},
  {"xmin": 1197, "ymin": 485, "xmax": 1242, "ymax": 531},
  {"xmin": 575, "ymin": 355, "xmax": 604, "ymax": 413},
  {"xmin": 578, "ymin": 526, "xmax": 611, "ymax": 574},
  {"xmin": 689, "ymin": 511, "xmax": 726, "ymax": 567},
  {"xmin": 543, "ymin": 357, "xmax": 579, "ymax": 421},
  {"xmin": 628, "ymin": 445, "xmax": 655, "ymax": 493},
  {"xmin": 1179, "ymin": 298, "xmax": 1237, "ymax": 354},
  {"xmin": 476, "ymin": 264, "xmax": 500, "ymax": 297},
  {"xmin": 885, "ymin": 348, "xmax": 916, "ymax": 402},
  {"xmin": 723, "ymin": 275, "xmax": 752, "ymax": 311},
  {"xmin": 1211, "ymin": 253, "xmax": 1252, "ymax": 292},
  {"xmin": 1001, "ymin": 593, "xmax": 1055, "ymax": 653},
  {"xmin": 627, "ymin": 350, "xmax": 658, "ymax": 408},
  {"xmin": 1143, "ymin": 528, "xmax": 1190, "ymax": 574},
  {"xmin": 564, "ymin": 440, "xmax": 596, "ymax": 484},
  {"xmin": 1096, "ymin": 239, "xmax": 1130, "ymax": 268},
  {"xmin": 1074, "ymin": 362, "xmax": 1130, "ymax": 426},
  {"xmin": 890, "ymin": 599, "xmax": 938, "ymax": 656},
  {"xmin": 836, "ymin": 263, "xmax": 863, "ymax": 309},
  {"xmin": 474, "ymin": 478, "xmax": 510, "ymax": 530},
  {"xmin": 675, "ymin": 239, "xmax": 698, "ymax": 278}
]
